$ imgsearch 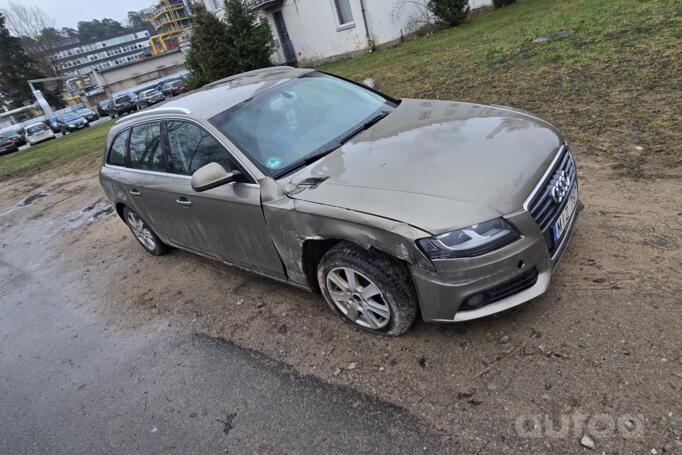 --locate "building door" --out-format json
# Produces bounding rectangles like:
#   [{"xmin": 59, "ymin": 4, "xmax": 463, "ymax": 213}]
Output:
[{"xmin": 273, "ymin": 10, "xmax": 296, "ymax": 65}]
